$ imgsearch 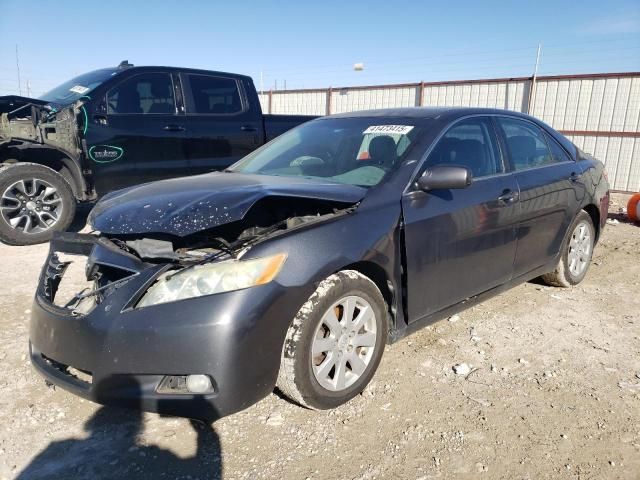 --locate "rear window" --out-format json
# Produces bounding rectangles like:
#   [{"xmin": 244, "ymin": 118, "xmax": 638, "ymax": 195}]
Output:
[{"xmin": 187, "ymin": 75, "xmax": 243, "ymax": 114}]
